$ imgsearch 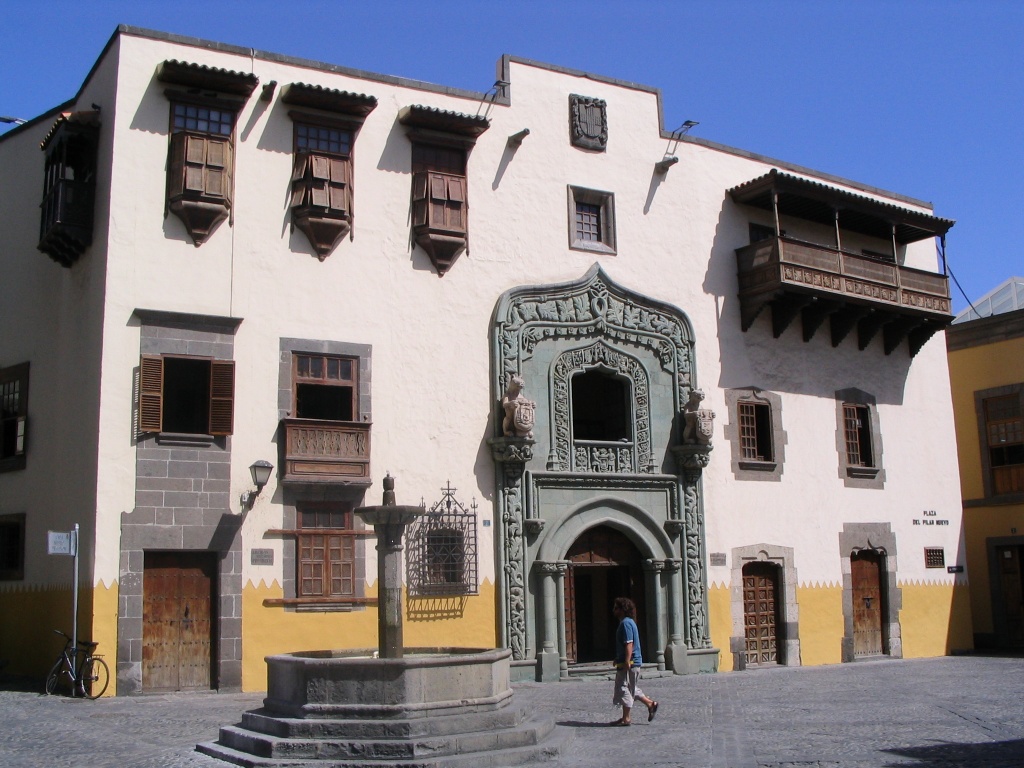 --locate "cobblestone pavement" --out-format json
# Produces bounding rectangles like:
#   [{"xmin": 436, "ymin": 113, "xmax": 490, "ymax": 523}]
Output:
[{"xmin": 2, "ymin": 655, "xmax": 1023, "ymax": 767}]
